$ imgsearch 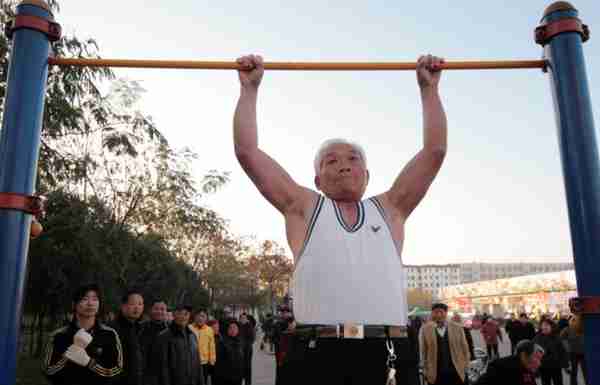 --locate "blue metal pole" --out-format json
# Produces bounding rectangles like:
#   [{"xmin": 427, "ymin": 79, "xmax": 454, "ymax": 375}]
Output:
[
  {"xmin": 538, "ymin": 2, "xmax": 600, "ymax": 383},
  {"xmin": 0, "ymin": 1, "xmax": 52, "ymax": 383}
]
